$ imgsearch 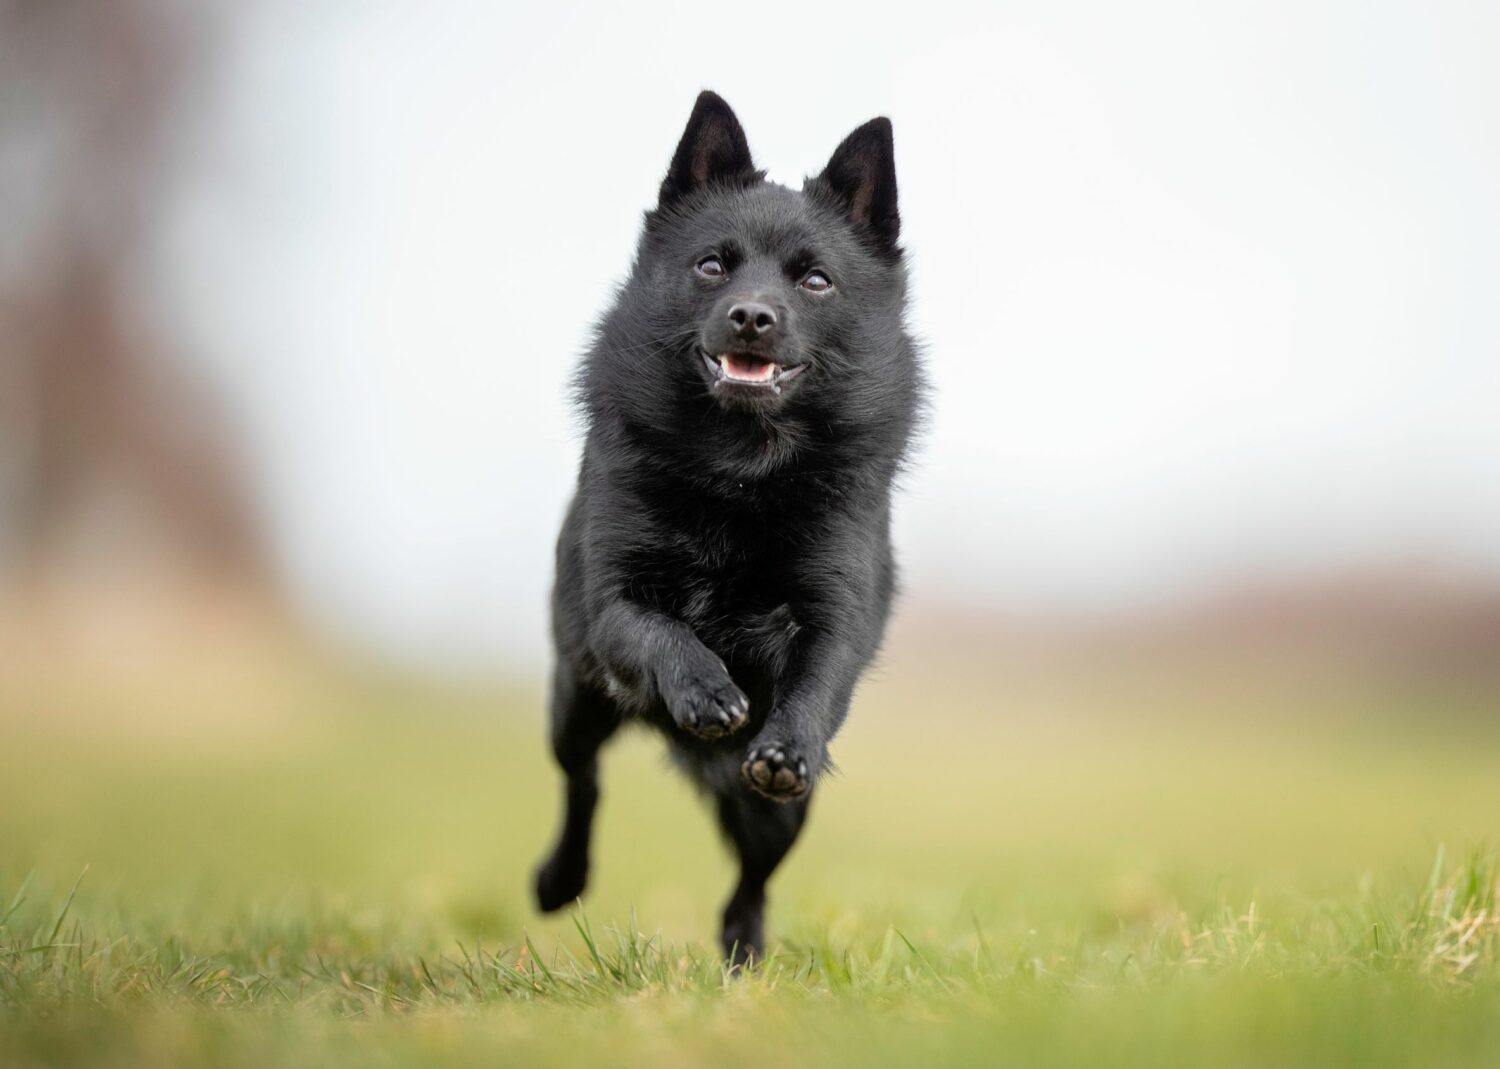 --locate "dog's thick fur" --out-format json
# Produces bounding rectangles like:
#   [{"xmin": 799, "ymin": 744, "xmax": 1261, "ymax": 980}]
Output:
[{"xmin": 534, "ymin": 91, "xmax": 922, "ymax": 964}]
